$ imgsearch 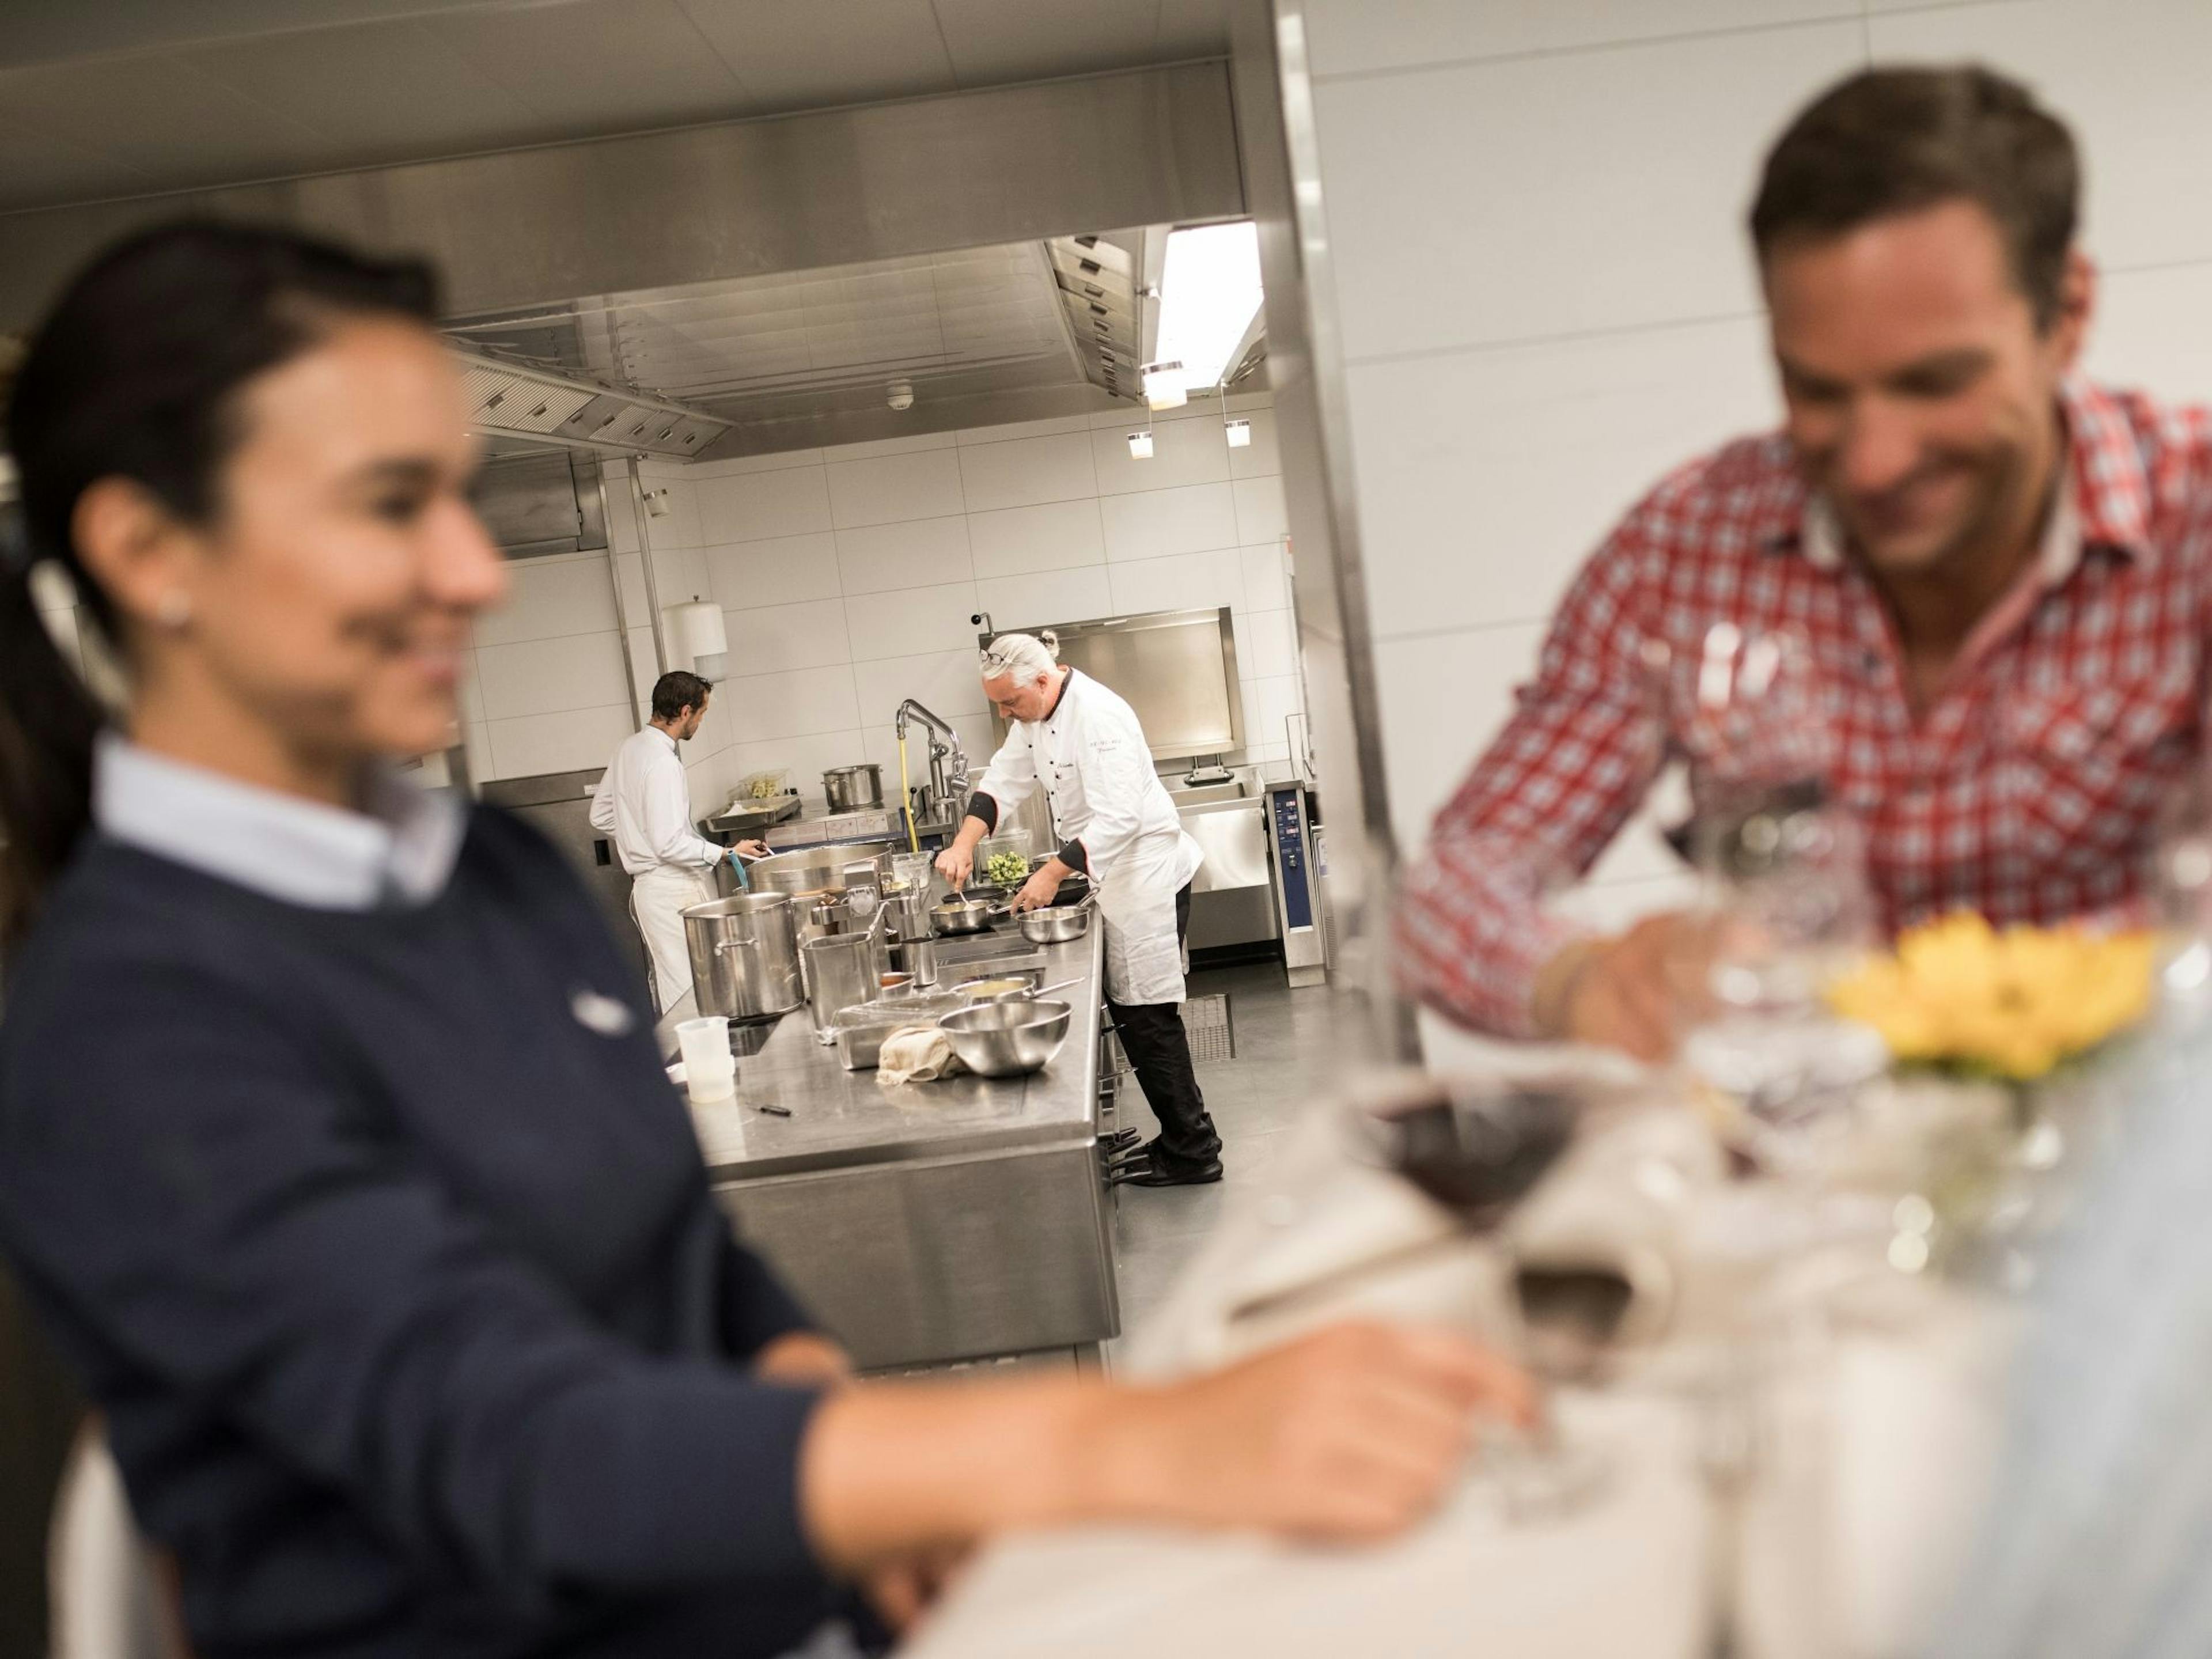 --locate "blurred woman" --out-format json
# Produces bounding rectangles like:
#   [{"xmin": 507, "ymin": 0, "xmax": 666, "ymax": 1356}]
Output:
[{"xmin": 0, "ymin": 221, "xmax": 1525, "ymax": 1658}]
